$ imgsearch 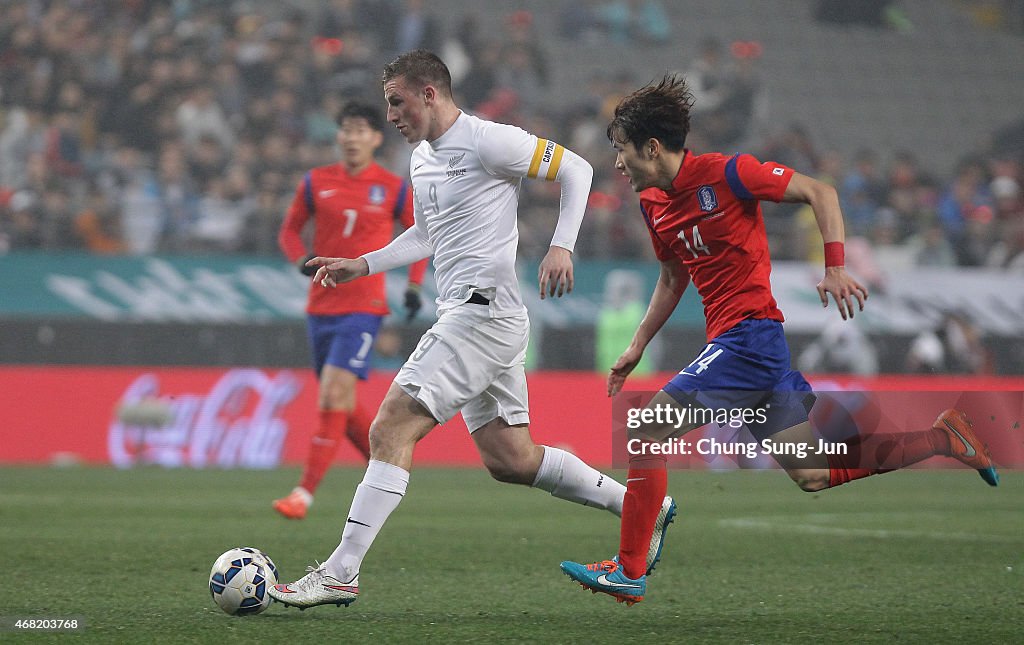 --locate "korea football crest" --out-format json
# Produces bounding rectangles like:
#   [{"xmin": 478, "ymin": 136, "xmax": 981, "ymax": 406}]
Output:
[
  {"xmin": 697, "ymin": 185, "xmax": 718, "ymax": 212},
  {"xmin": 368, "ymin": 185, "xmax": 386, "ymax": 205}
]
